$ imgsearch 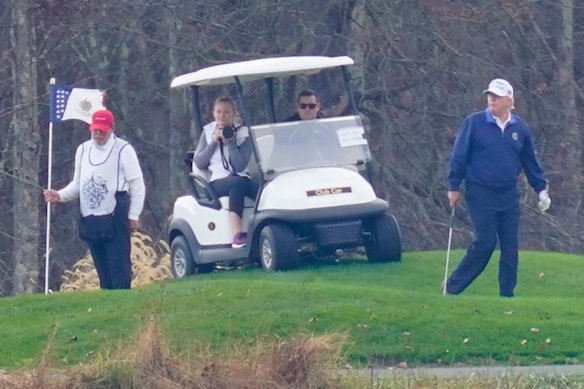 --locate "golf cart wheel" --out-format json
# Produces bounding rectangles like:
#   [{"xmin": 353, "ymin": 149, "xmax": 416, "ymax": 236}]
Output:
[
  {"xmin": 365, "ymin": 212, "xmax": 402, "ymax": 263},
  {"xmin": 170, "ymin": 236, "xmax": 212, "ymax": 278},
  {"xmin": 259, "ymin": 223, "xmax": 299, "ymax": 271}
]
